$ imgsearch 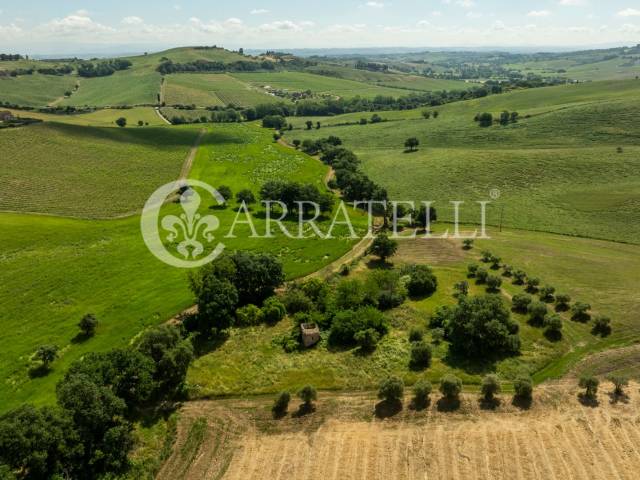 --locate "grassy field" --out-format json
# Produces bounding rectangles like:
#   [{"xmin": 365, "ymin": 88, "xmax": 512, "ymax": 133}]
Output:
[
  {"xmin": 7, "ymin": 107, "xmax": 164, "ymax": 127},
  {"xmin": 0, "ymin": 73, "xmax": 78, "ymax": 106},
  {"xmin": 187, "ymin": 224, "xmax": 640, "ymax": 399},
  {"xmin": 0, "ymin": 122, "xmax": 198, "ymax": 217},
  {"xmin": 304, "ymin": 64, "xmax": 468, "ymax": 91},
  {"xmin": 231, "ymin": 71, "xmax": 418, "ymax": 99},
  {"xmin": 163, "ymin": 73, "xmax": 280, "ymax": 107},
  {"xmin": 0, "ymin": 122, "xmax": 364, "ymax": 413},
  {"xmin": 289, "ymin": 79, "xmax": 640, "ymax": 243},
  {"xmin": 60, "ymin": 69, "xmax": 161, "ymax": 106}
]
